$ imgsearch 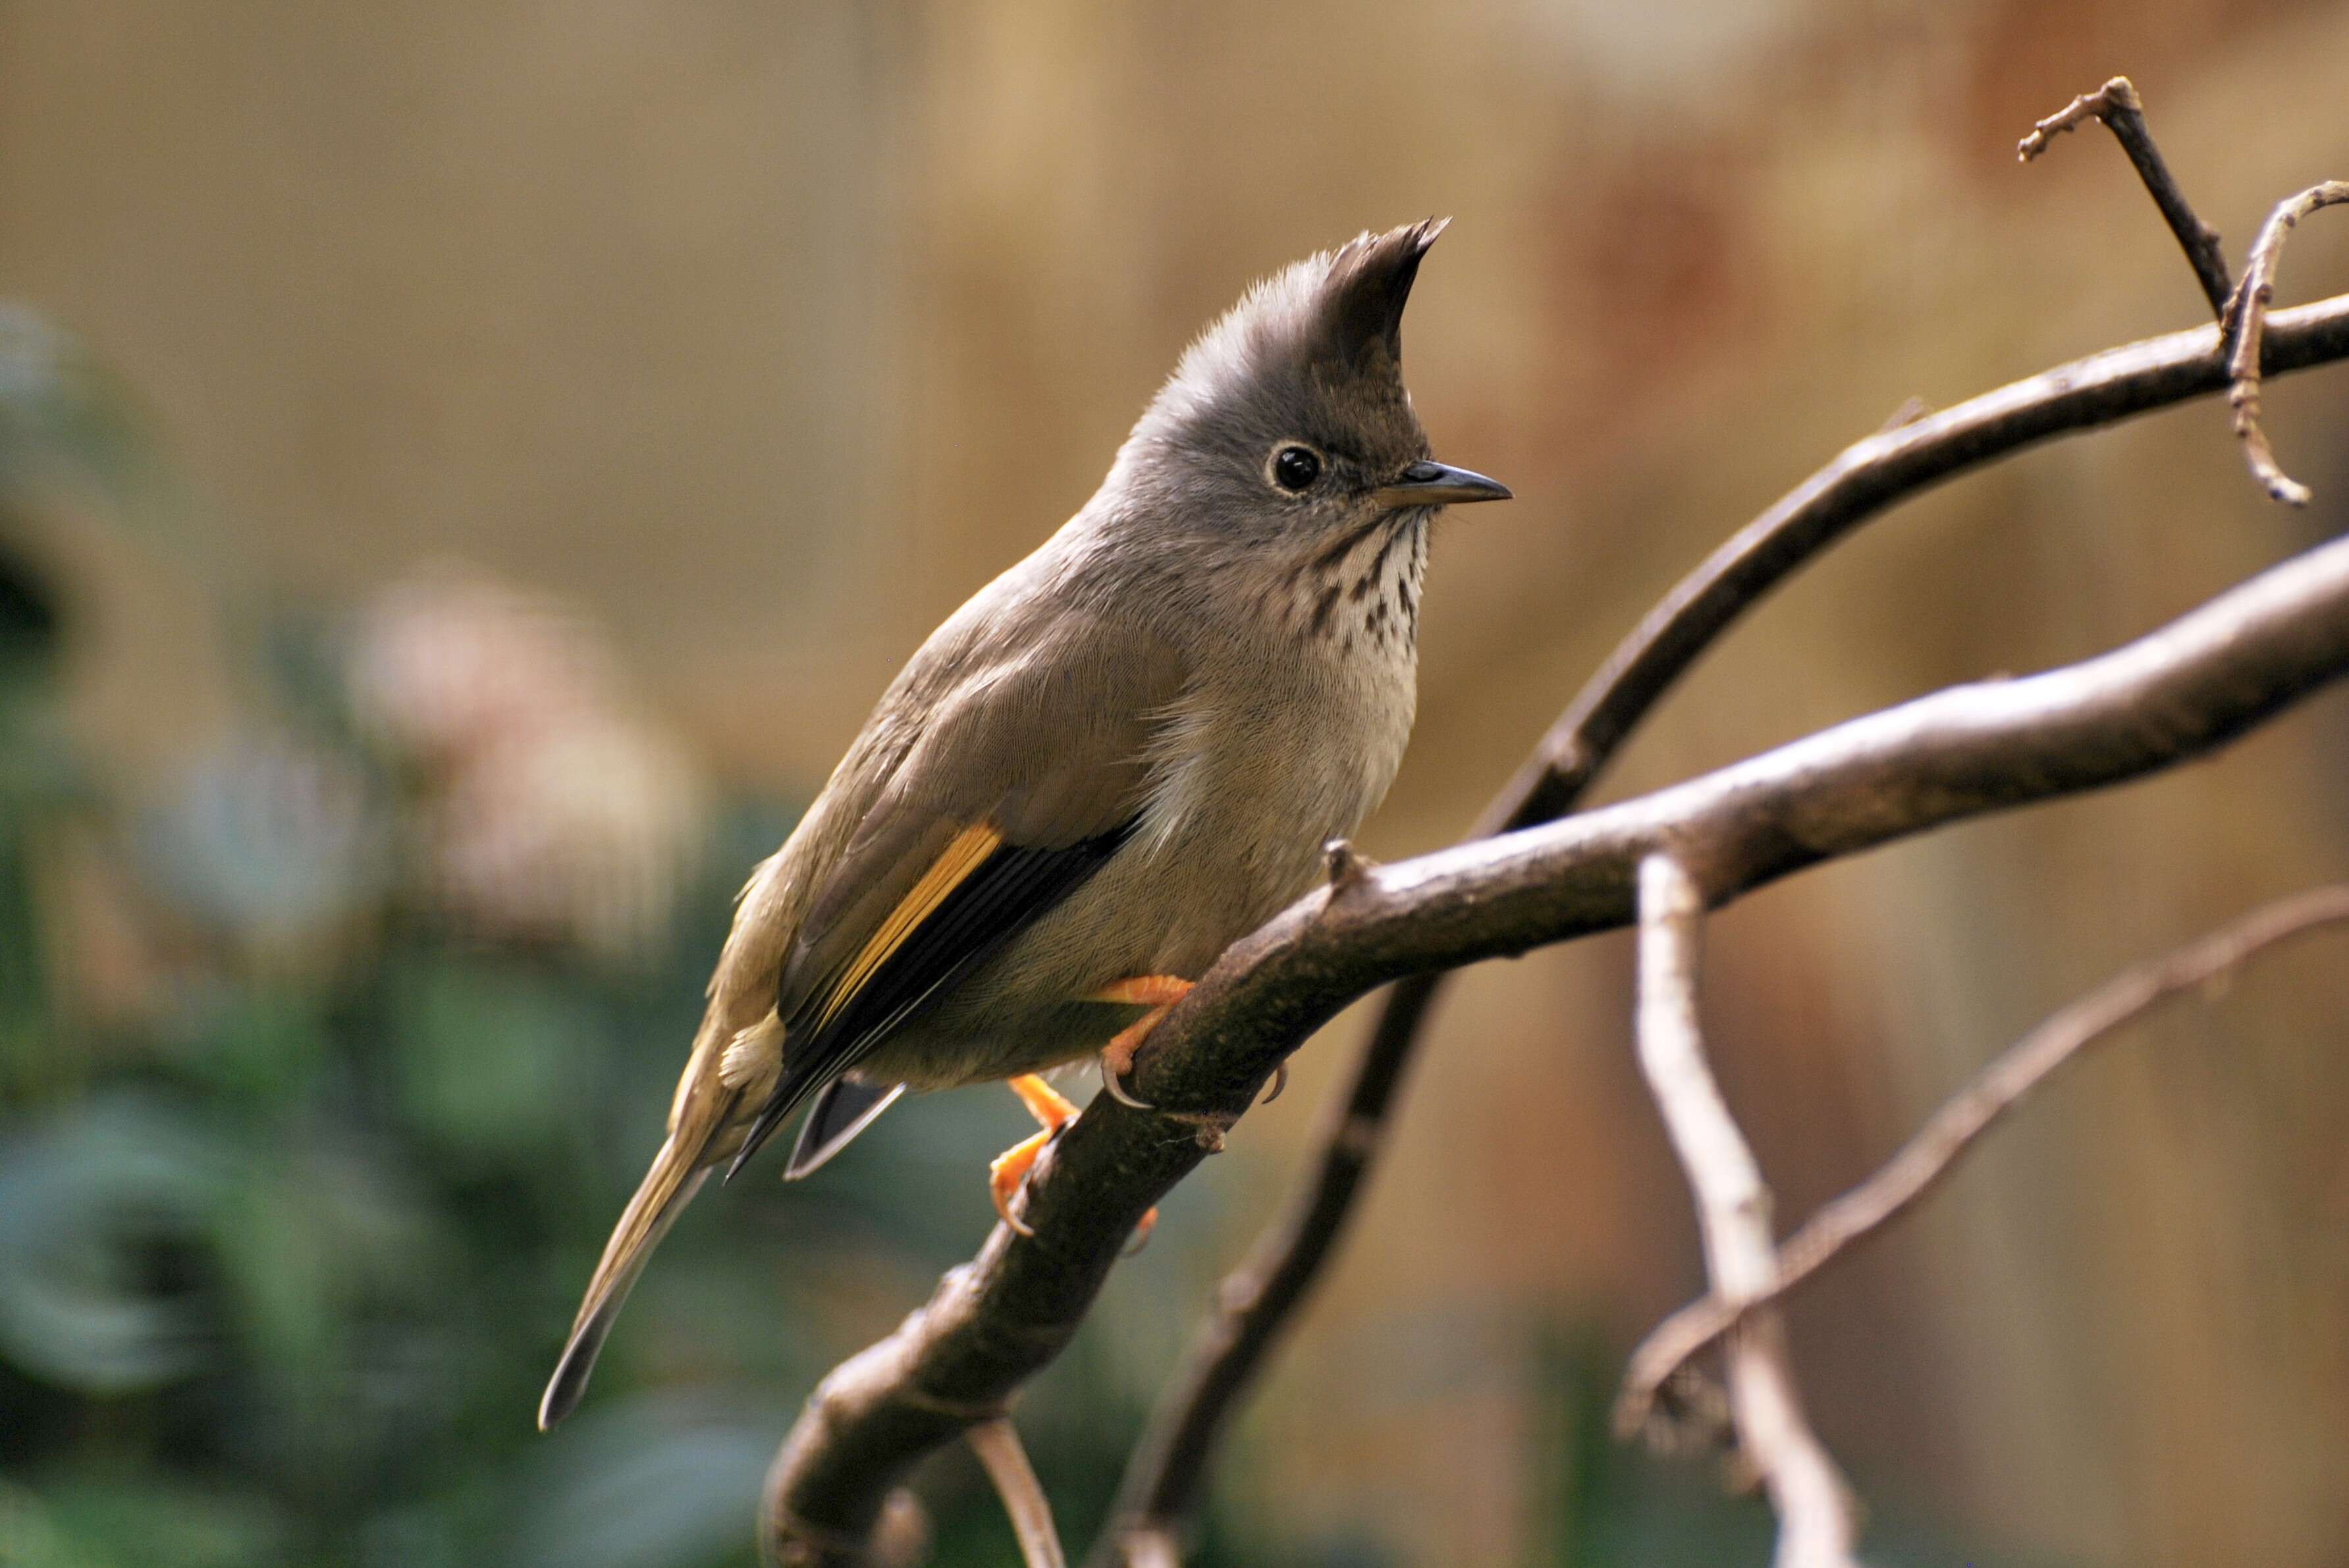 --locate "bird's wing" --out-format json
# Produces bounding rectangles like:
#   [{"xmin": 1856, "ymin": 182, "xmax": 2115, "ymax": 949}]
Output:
[{"xmin": 722, "ymin": 612, "xmax": 1189, "ymax": 1175}]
